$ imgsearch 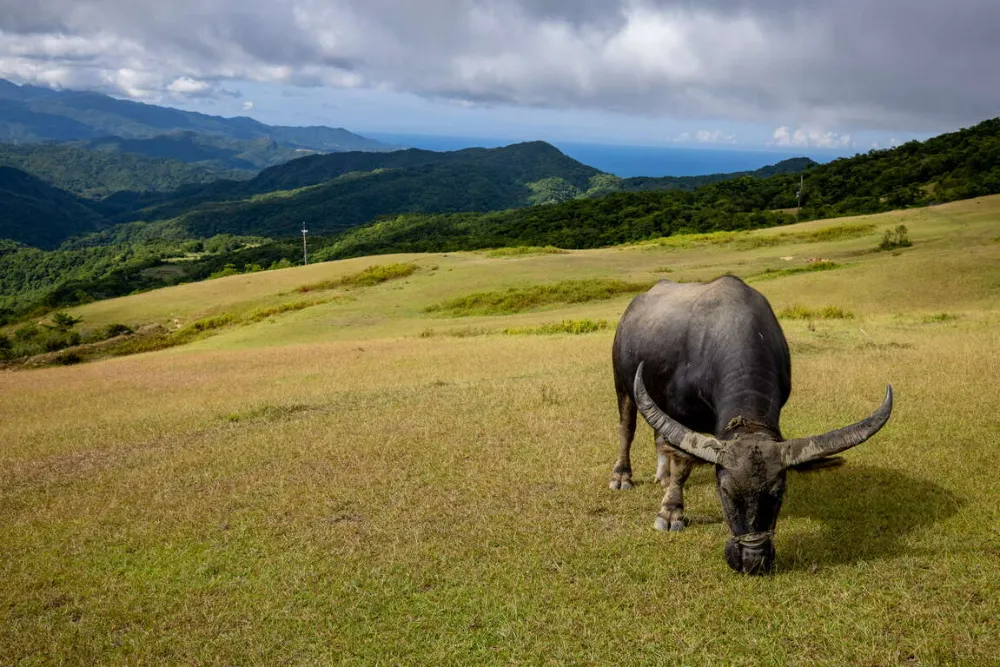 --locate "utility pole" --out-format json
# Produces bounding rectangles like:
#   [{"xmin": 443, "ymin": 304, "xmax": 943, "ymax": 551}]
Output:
[
  {"xmin": 795, "ymin": 174, "xmax": 804, "ymax": 222},
  {"xmin": 301, "ymin": 222, "xmax": 309, "ymax": 265}
]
